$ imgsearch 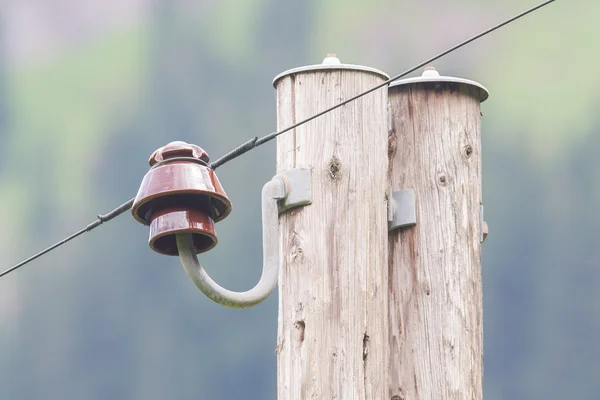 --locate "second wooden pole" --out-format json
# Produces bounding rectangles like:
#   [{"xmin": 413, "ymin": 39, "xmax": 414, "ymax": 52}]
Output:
[{"xmin": 387, "ymin": 67, "xmax": 488, "ymax": 400}]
